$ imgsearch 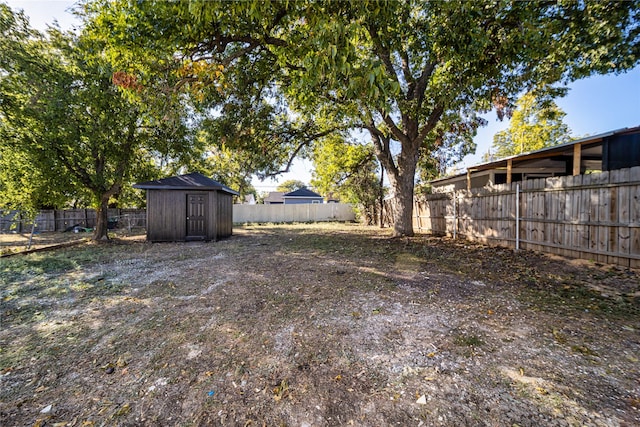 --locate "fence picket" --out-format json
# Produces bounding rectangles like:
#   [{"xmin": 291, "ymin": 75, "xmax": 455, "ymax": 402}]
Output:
[
  {"xmin": 380, "ymin": 167, "xmax": 640, "ymax": 268},
  {"xmin": 1, "ymin": 208, "xmax": 147, "ymax": 232}
]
